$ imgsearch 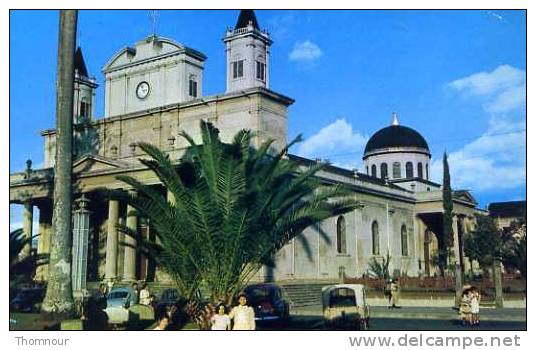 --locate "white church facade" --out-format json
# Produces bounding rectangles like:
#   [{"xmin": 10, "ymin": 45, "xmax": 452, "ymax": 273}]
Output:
[{"xmin": 10, "ymin": 10, "xmax": 479, "ymax": 285}]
